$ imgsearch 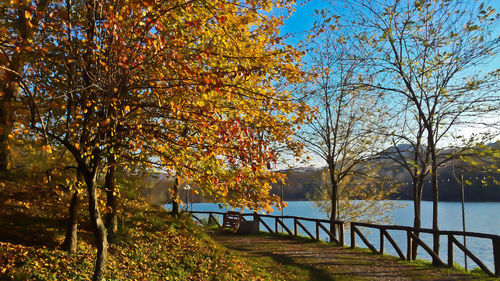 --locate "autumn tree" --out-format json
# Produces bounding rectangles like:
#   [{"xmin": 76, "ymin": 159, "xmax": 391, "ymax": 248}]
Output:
[
  {"xmin": 1, "ymin": 0, "xmax": 83, "ymax": 252},
  {"xmin": 20, "ymin": 1, "xmax": 308, "ymax": 280},
  {"xmin": 329, "ymin": 0, "xmax": 500, "ymax": 262},
  {"xmin": 21, "ymin": 0, "xmax": 164, "ymax": 277},
  {"xmin": 0, "ymin": 0, "xmax": 49, "ymax": 172},
  {"xmin": 118, "ymin": 0, "xmax": 308, "ymax": 212}
]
